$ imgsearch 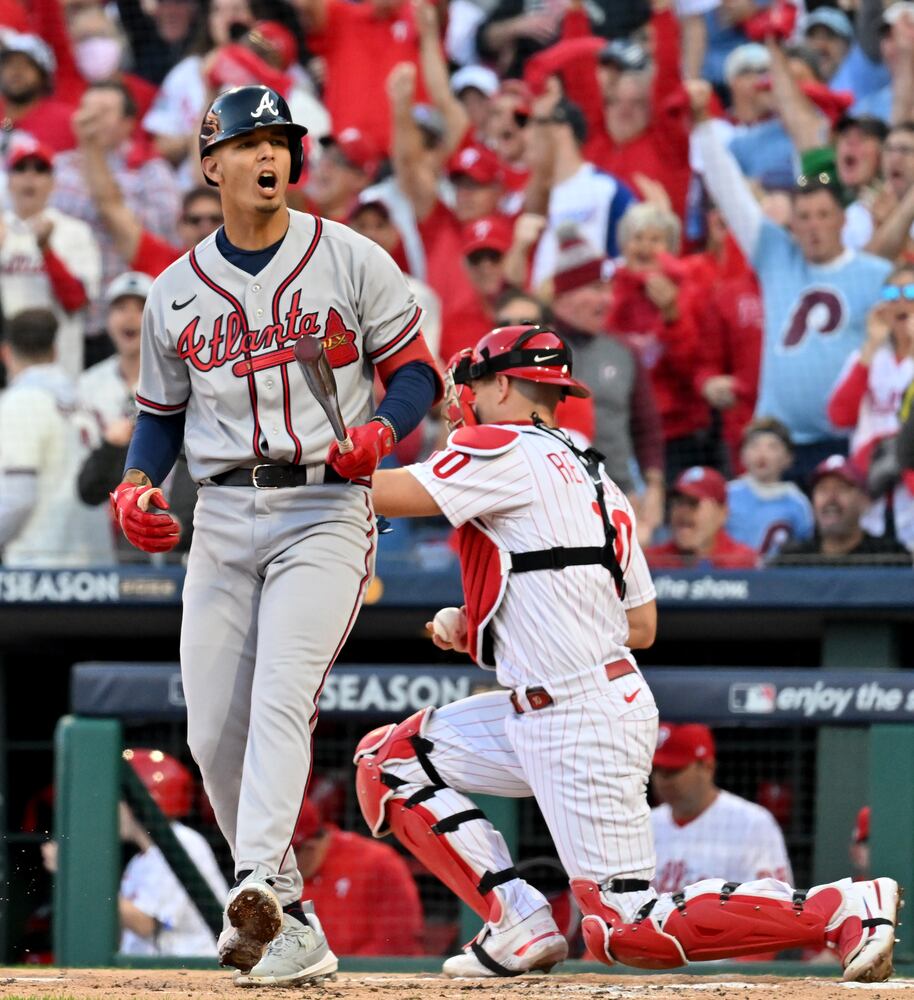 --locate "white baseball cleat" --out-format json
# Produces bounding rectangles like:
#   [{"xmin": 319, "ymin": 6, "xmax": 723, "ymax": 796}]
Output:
[
  {"xmin": 218, "ymin": 870, "xmax": 283, "ymax": 974},
  {"xmin": 442, "ymin": 906, "xmax": 568, "ymax": 978},
  {"xmin": 837, "ymin": 878, "xmax": 901, "ymax": 983},
  {"xmin": 233, "ymin": 908, "xmax": 339, "ymax": 986}
]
